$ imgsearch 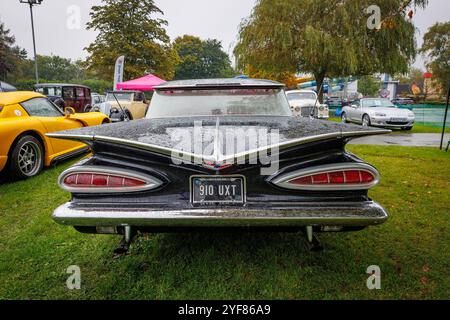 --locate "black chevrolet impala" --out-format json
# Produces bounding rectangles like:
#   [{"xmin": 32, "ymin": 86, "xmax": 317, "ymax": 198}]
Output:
[{"xmin": 48, "ymin": 79, "xmax": 390, "ymax": 252}]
